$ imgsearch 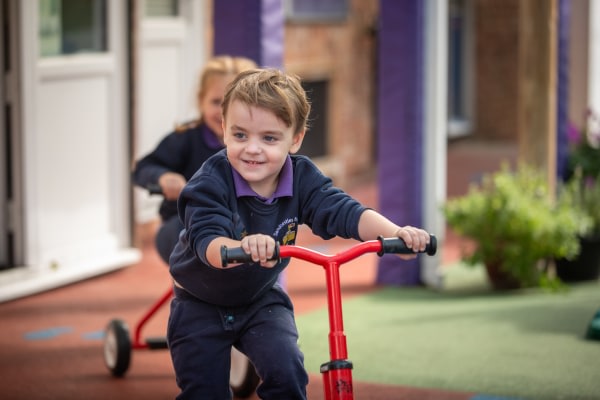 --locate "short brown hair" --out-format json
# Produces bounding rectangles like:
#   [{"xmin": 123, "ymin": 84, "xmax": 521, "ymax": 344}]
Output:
[{"xmin": 222, "ymin": 68, "xmax": 311, "ymax": 135}]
